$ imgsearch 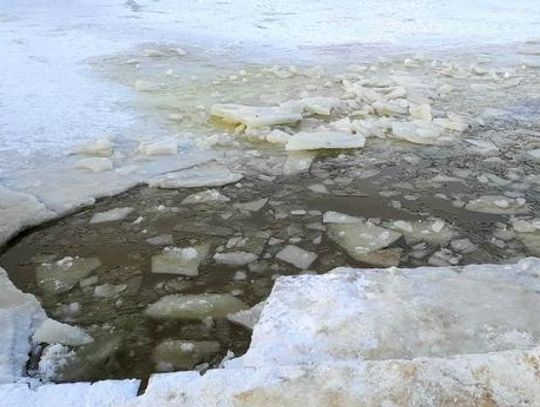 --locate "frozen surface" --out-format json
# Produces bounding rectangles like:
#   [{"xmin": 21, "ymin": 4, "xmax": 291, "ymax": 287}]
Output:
[
  {"xmin": 0, "ymin": 267, "xmax": 45, "ymax": 384},
  {"xmin": 0, "ymin": 379, "xmax": 139, "ymax": 407},
  {"xmin": 236, "ymin": 258, "xmax": 540, "ymax": 367}
]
